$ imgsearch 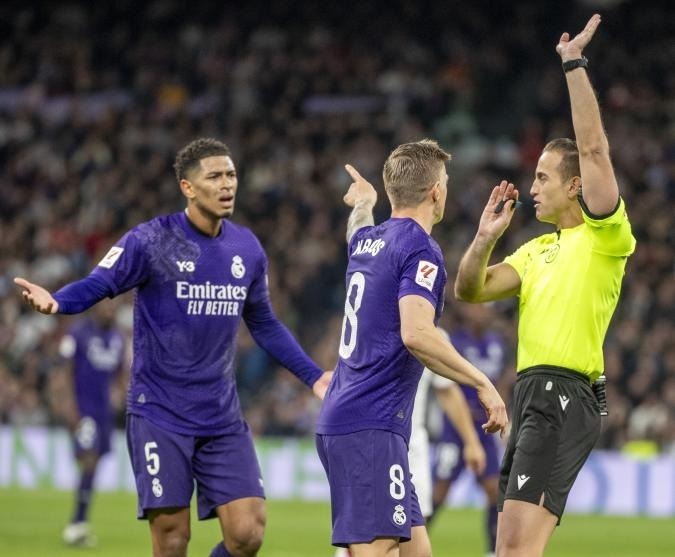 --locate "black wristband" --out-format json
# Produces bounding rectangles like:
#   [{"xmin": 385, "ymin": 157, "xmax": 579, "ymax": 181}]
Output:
[{"xmin": 562, "ymin": 56, "xmax": 588, "ymax": 73}]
